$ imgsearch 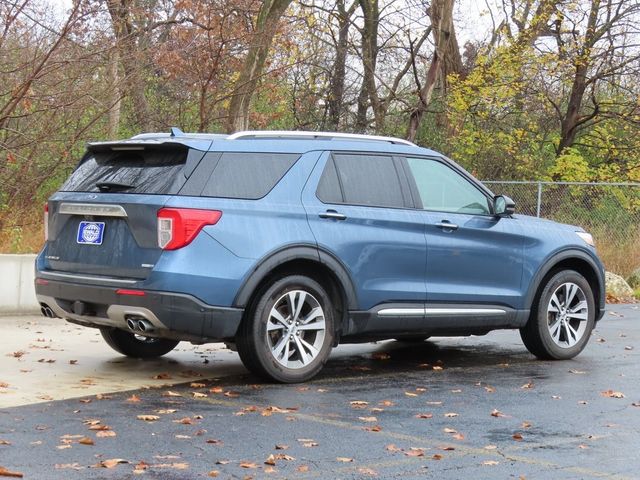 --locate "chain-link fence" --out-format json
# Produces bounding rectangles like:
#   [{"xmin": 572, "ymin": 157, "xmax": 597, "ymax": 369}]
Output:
[{"xmin": 483, "ymin": 181, "xmax": 640, "ymax": 277}]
